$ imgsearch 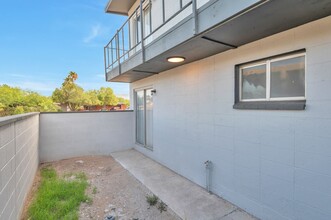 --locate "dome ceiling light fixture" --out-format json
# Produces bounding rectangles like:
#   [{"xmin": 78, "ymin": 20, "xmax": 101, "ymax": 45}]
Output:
[{"xmin": 167, "ymin": 56, "xmax": 186, "ymax": 63}]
